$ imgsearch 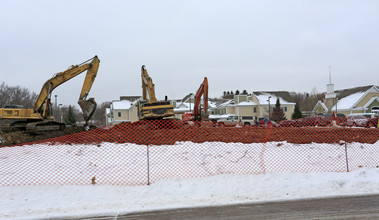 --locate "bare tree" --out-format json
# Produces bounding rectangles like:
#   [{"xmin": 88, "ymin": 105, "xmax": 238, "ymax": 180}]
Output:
[
  {"xmin": 0, "ymin": 82, "xmax": 38, "ymax": 108},
  {"xmin": 91, "ymin": 102, "xmax": 111, "ymax": 126}
]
